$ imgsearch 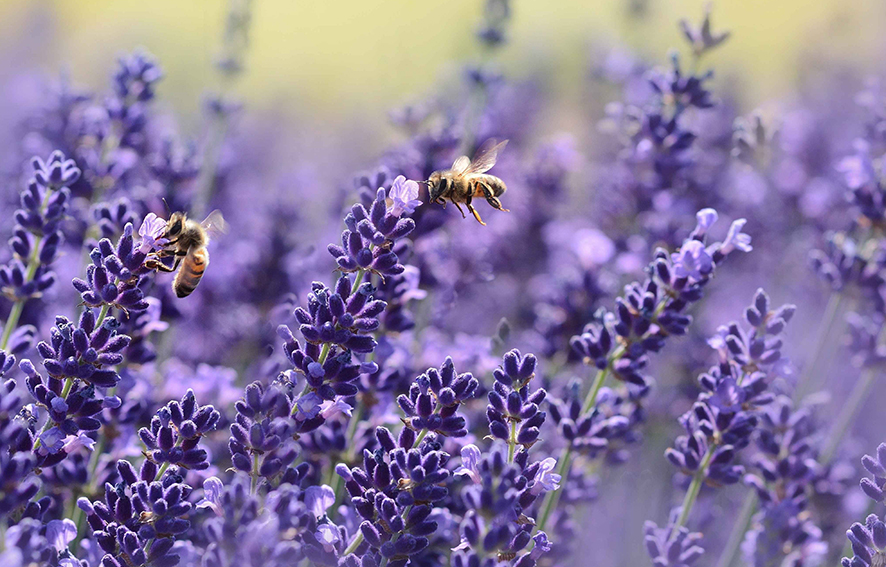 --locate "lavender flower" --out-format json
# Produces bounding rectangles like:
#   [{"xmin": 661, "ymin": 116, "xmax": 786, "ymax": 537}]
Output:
[
  {"xmin": 397, "ymin": 358, "xmax": 479, "ymax": 438},
  {"xmin": 328, "ymin": 187, "xmax": 416, "ymax": 278}
]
